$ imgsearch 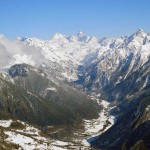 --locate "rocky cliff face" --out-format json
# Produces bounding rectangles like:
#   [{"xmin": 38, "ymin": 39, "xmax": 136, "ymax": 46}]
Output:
[{"xmin": 9, "ymin": 64, "xmax": 29, "ymax": 77}]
